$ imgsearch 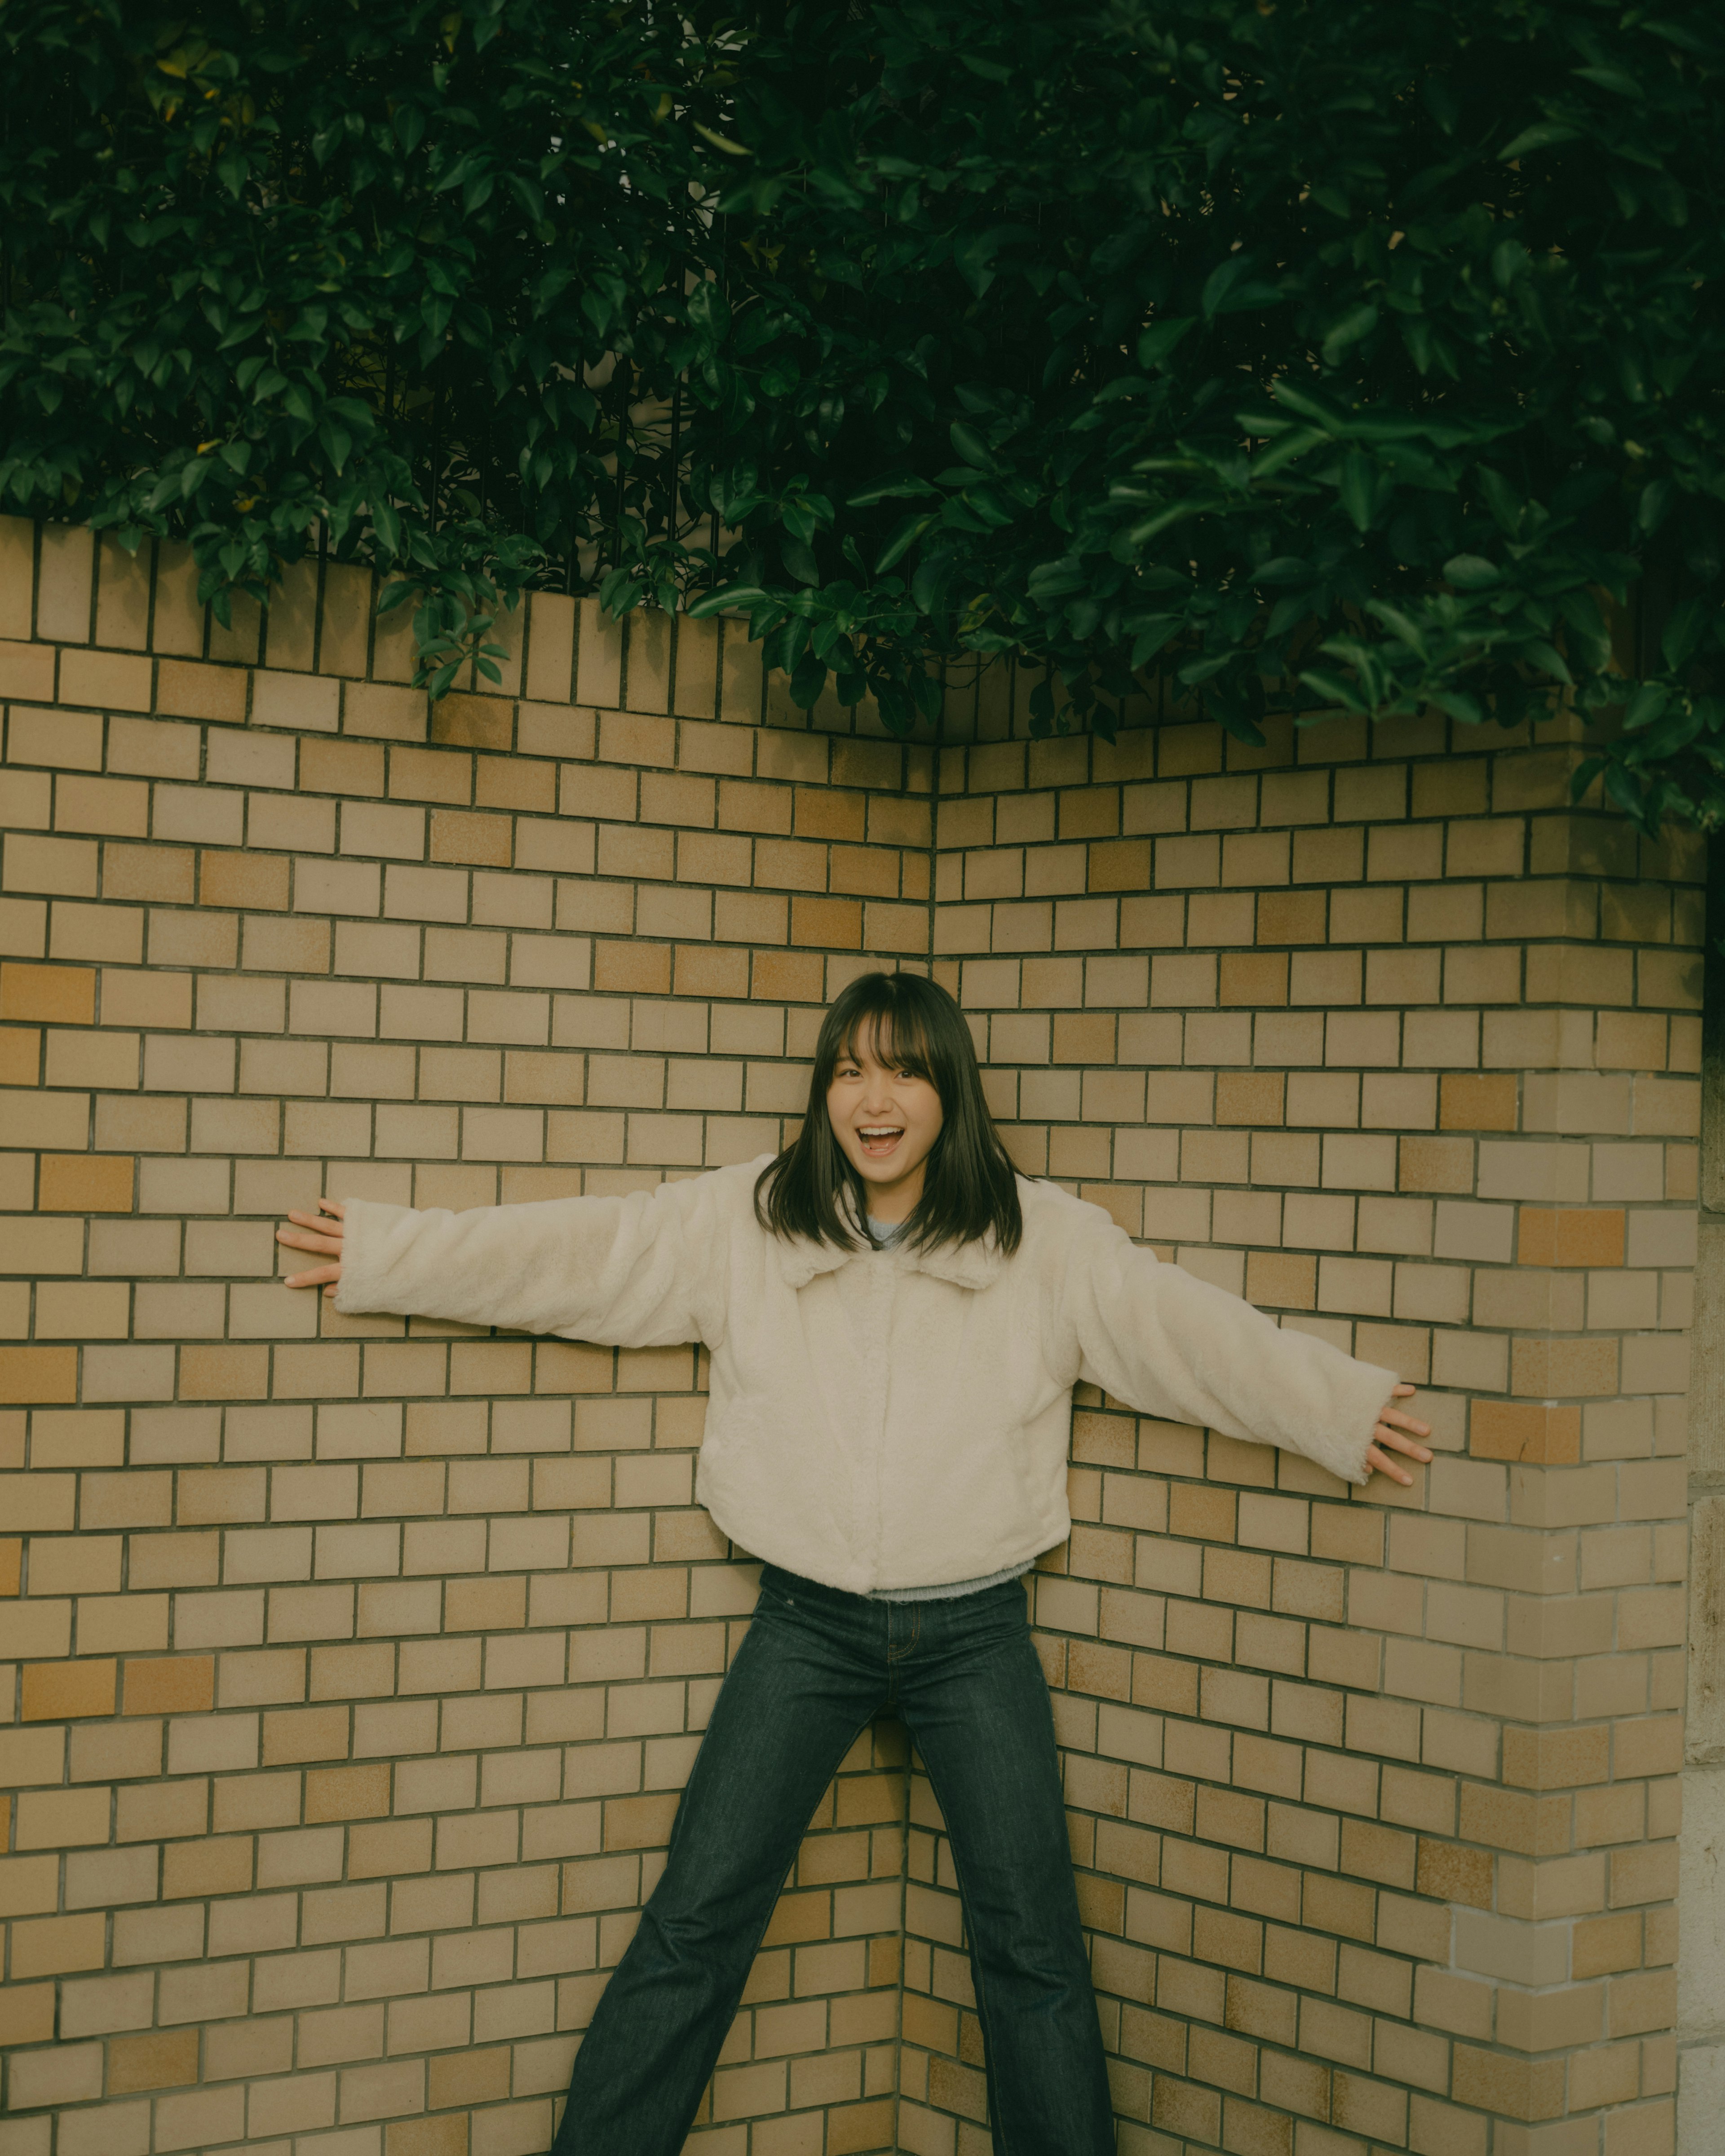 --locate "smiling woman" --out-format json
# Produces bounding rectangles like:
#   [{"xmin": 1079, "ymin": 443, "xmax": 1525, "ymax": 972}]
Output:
[
  {"xmin": 274, "ymin": 966, "xmax": 1429, "ymax": 2156},
  {"xmin": 756, "ymin": 970, "xmax": 1020, "ymax": 1245}
]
